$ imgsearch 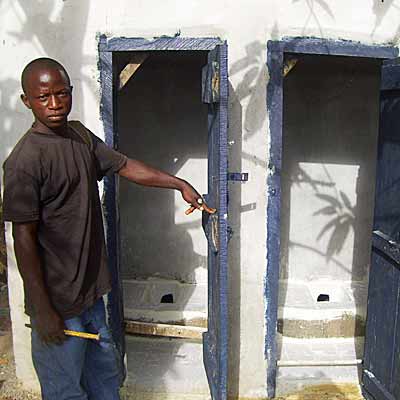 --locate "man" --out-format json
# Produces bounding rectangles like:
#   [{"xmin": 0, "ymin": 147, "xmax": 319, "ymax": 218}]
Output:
[{"xmin": 2, "ymin": 58, "xmax": 214, "ymax": 399}]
